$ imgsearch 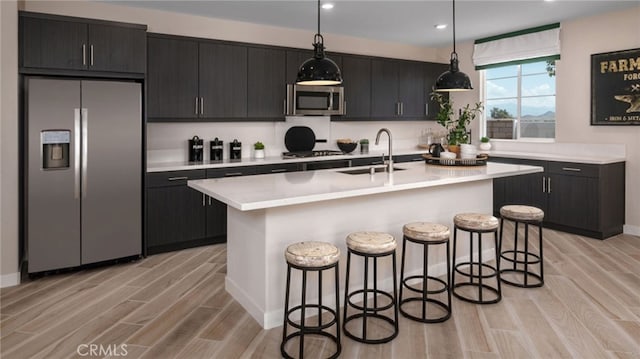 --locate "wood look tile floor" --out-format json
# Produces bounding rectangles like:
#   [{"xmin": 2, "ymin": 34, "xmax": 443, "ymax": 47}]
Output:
[{"xmin": 2, "ymin": 223, "xmax": 640, "ymax": 358}]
